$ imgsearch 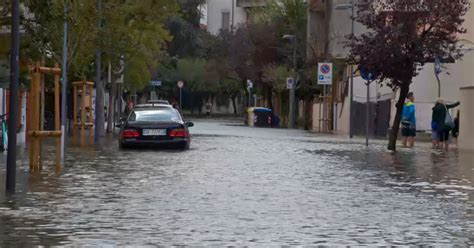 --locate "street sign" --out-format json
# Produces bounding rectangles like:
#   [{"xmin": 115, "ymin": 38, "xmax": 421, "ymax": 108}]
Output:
[
  {"xmin": 150, "ymin": 80, "xmax": 162, "ymax": 87},
  {"xmin": 286, "ymin": 77, "xmax": 294, "ymax": 89},
  {"xmin": 434, "ymin": 57, "xmax": 442, "ymax": 75},
  {"xmin": 246, "ymin": 80, "xmax": 253, "ymax": 89},
  {"xmin": 177, "ymin": 81, "xmax": 184, "ymax": 88},
  {"xmin": 360, "ymin": 67, "xmax": 379, "ymax": 81},
  {"xmin": 317, "ymin": 63, "xmax": 333, "ymax": 85}
]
